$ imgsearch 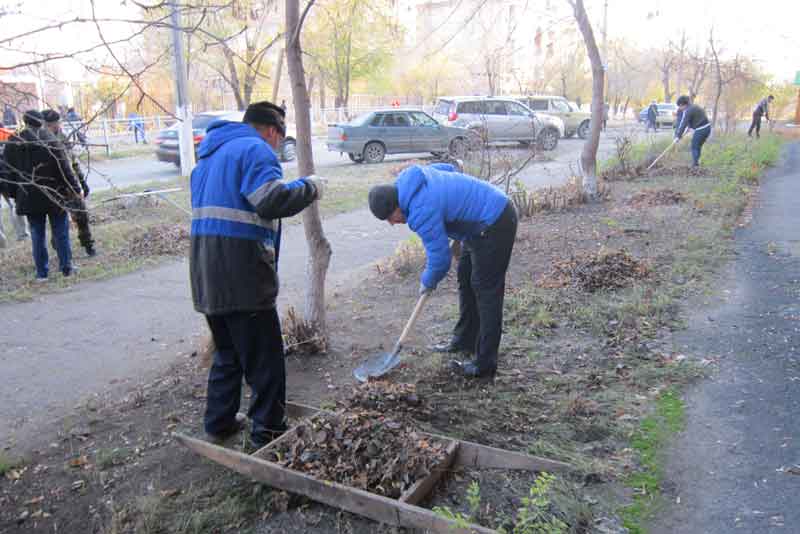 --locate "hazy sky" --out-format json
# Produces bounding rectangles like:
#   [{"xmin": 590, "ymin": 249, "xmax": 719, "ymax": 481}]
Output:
[
  {"xmin": 2, "ymin": 0, "xmax": 798, "ymax": 82},
  {"xmin": 602, "ymin": 0, "xmax": 799, "ymax": 82}
]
